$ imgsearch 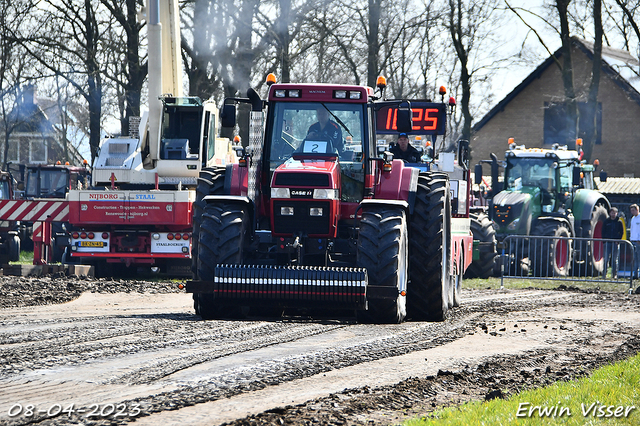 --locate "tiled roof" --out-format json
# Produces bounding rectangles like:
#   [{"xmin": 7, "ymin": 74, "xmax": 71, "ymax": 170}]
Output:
[
  {"xmin": 472, "ymin": 175, "xmax": 640, "ymax": 195},
  {"xmin": 595, "ymin": 177, "xmax": 640, "ymax": 194},
  {"xmin": 473, "ymin": 37, "xmax": 640, "ymax": 132}
]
